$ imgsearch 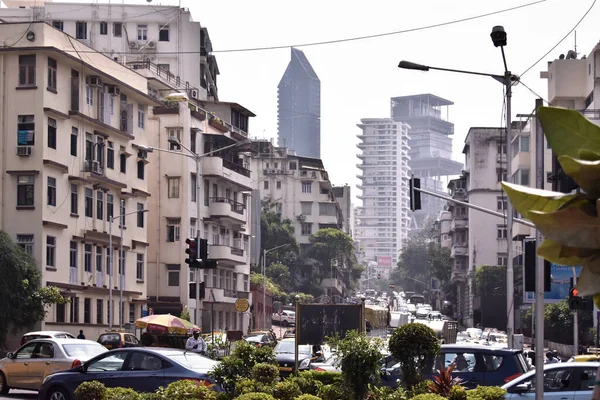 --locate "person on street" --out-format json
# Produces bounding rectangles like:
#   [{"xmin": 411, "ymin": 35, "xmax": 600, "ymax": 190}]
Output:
[
  {"xmin": 185, "ymin": 329, "xmax": 207, "ymax": 355},
  {"xmin": 545, "ymin": 351, "xmax": 559, "ymax": 364},
  {"xmin": 77, "ymin": 330, "xmax": 85, "ymax": 340}
]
